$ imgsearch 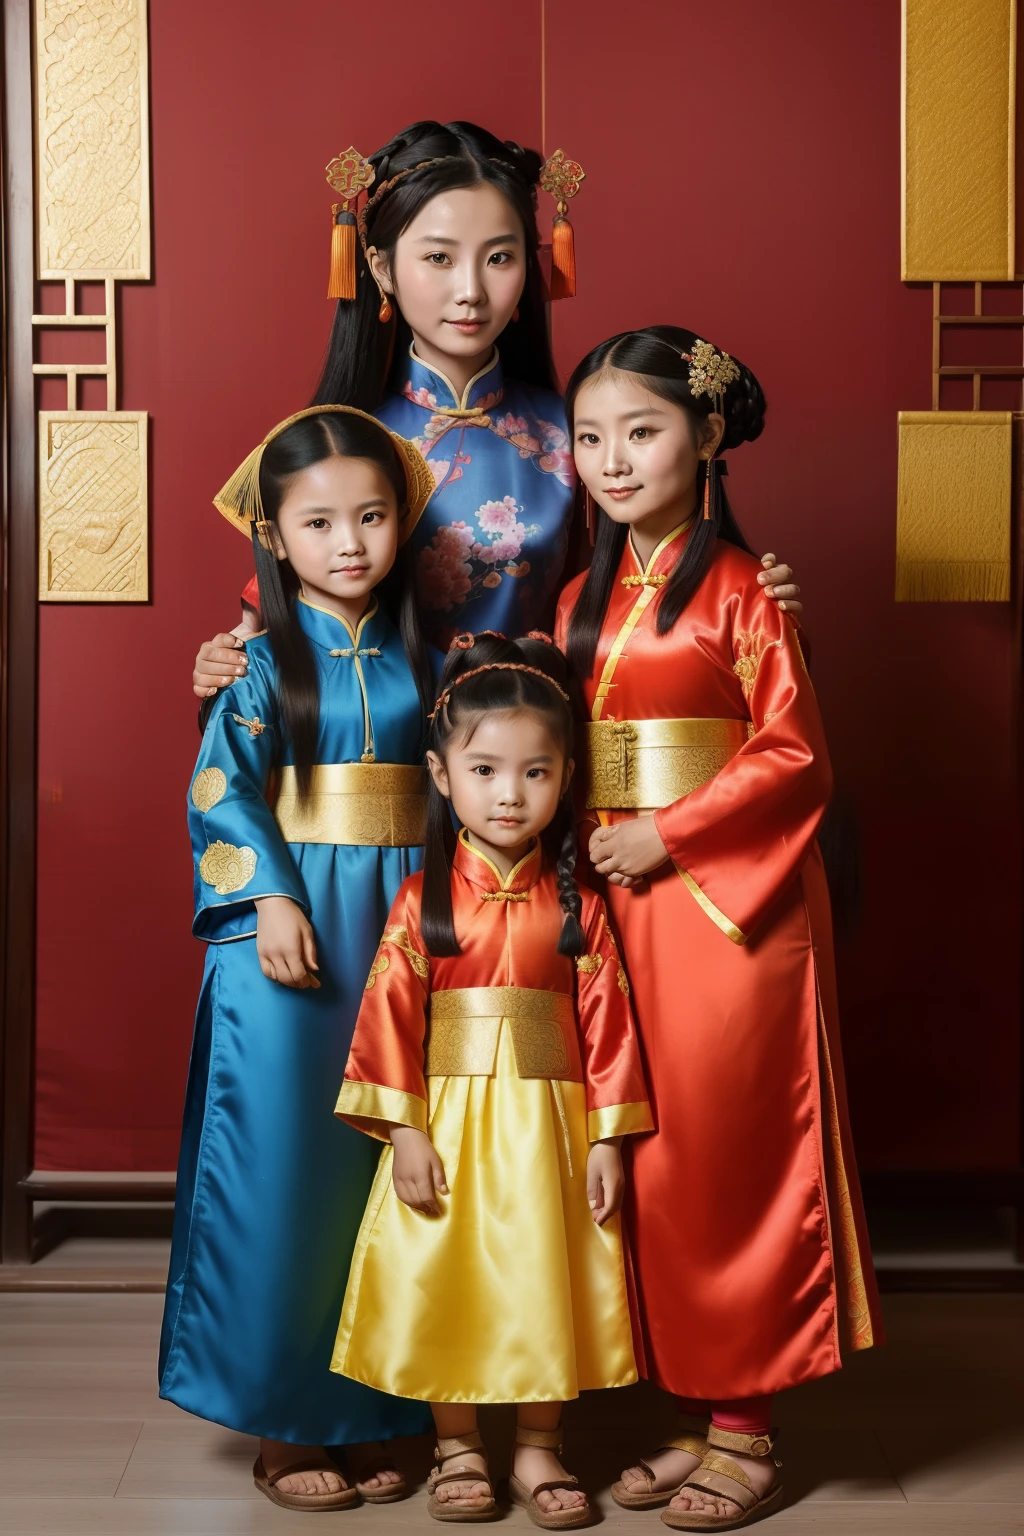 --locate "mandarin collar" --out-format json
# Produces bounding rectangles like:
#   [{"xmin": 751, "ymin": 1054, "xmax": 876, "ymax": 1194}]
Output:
[
  {"xmin": 397, "ymin": 346, "xmax": 504, "ymax": 413},
  {"xmin": 626, "ymin": 516, "xmax": 695, "ymax": 581},
  {"xmin": 295, "ymin": 593, "xmax": 383, "ymax": 651},
  {"xmin": 453, "ymin": 826, "xmax": 542, "ymax": 895}
]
